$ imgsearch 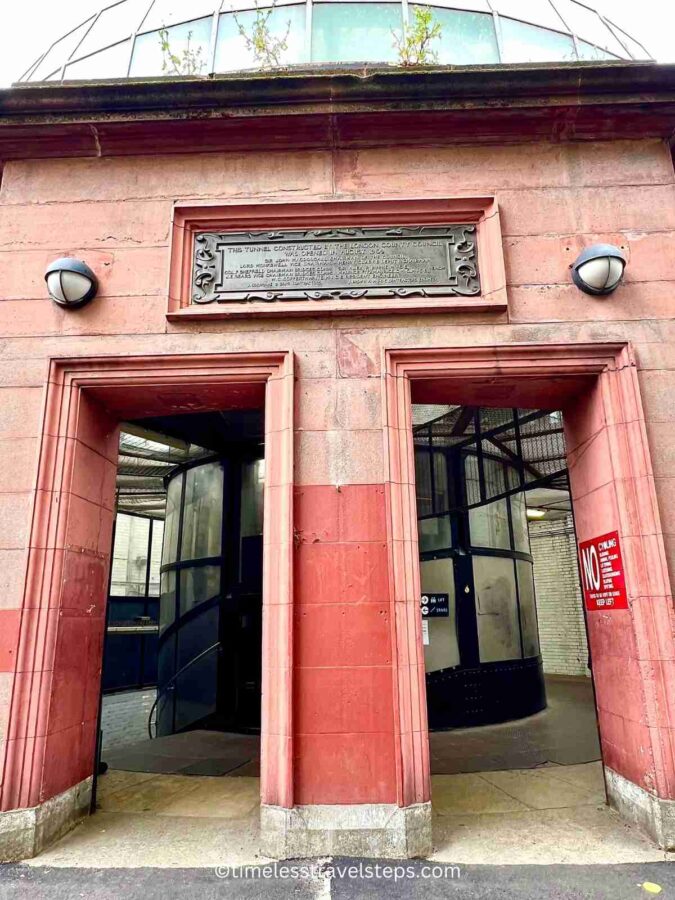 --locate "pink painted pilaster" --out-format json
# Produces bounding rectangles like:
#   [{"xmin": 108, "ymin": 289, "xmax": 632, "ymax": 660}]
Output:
[
  {"xmin": 565, "ymin": 345, "xmax": 675, "ymax": 800},
  {"xmin": 0, "ymin": 352, "xmax": 295, "ymax": 815},
  {"xmin": 261, "ymin": 354, "xmax": 295, "ymax": 809},
  {"xmin": 382, "ymin": 358, "xmax": 431, "ymax": 809}
]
